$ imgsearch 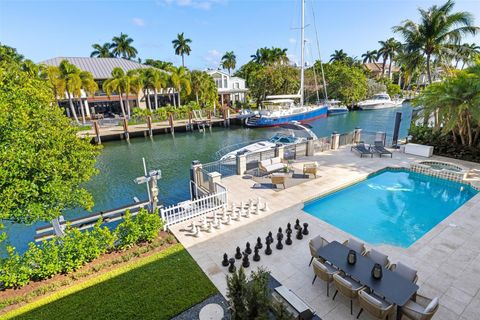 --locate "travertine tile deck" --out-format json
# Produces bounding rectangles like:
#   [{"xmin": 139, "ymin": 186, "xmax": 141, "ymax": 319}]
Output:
[{"xmin": 171, "ymin": 147, "xmax": 480, "ymax": 320}]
